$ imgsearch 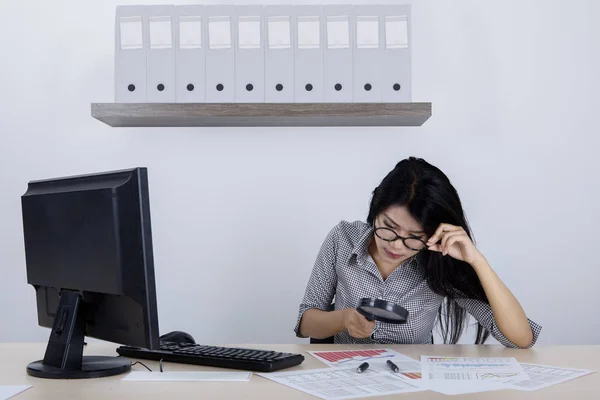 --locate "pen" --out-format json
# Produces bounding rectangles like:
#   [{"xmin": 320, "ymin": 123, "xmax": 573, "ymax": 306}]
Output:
[
  {"xmin": 356, "ymin": 362, "xmax": 369, "ymax": 373},
  {"xmin": 386, "ymin": 360, "xmax": 399, "ymax": 373}
]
